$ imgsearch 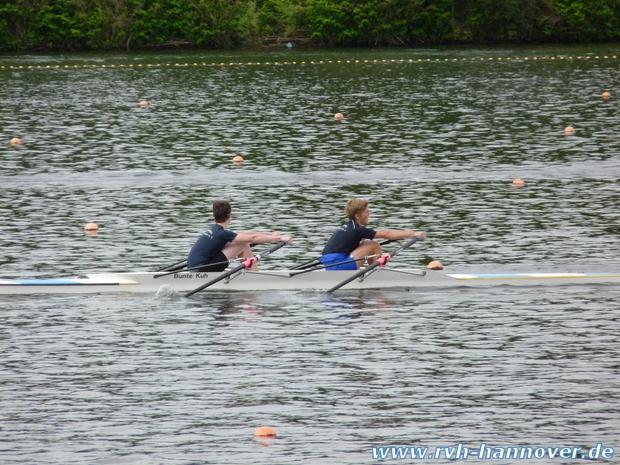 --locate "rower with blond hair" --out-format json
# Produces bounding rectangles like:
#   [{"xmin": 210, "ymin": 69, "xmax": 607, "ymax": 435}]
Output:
[{"xmin": 319, "ymin": 198, "xmax": 425, "ymax": 270}]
